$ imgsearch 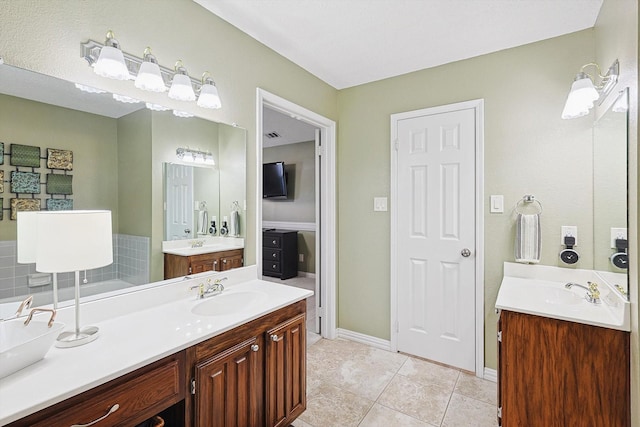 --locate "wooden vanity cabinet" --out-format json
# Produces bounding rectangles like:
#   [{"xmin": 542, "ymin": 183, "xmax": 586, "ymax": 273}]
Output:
[
  {"xmin": 7, "ymin": 351, "xmax": 187, "ymax": 427},
  {"xmin": 497, "ymin": 310, "xmax": 630, "ymax": 427},
  {"xmin": 191, "ymin": 300, "xmax": 306, "ymax": 427},
  {"xmin": 164, "ymin": 248, "xmax": 244, "ymax": 279}
]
